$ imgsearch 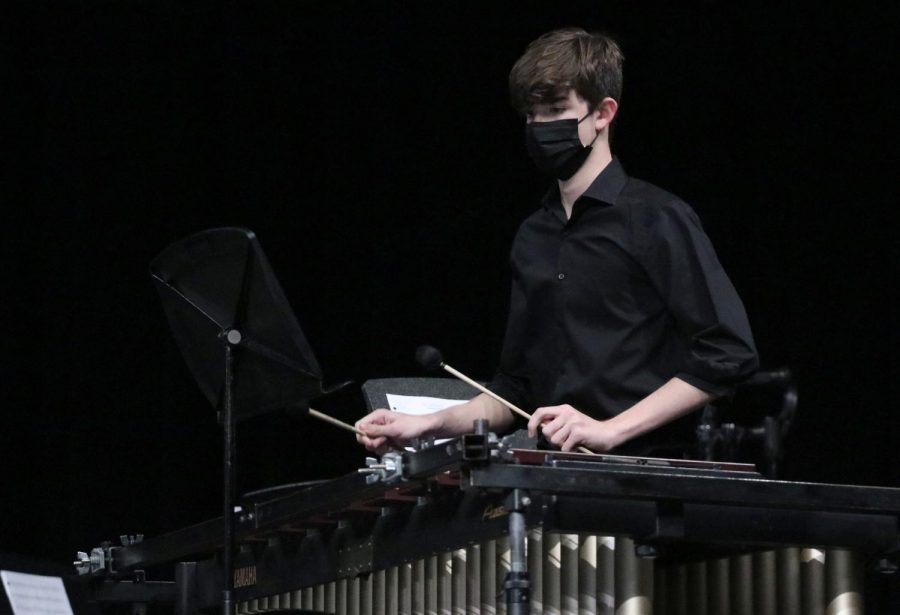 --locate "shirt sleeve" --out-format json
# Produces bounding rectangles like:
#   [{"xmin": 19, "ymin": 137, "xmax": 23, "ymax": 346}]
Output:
[
  {"xmin": 486, "ymin": 262, "xmax": 533, "ymax": 413},
  {"xmin": 635, "ymin": 200, "xmax": 759, "ymax": 396}
]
